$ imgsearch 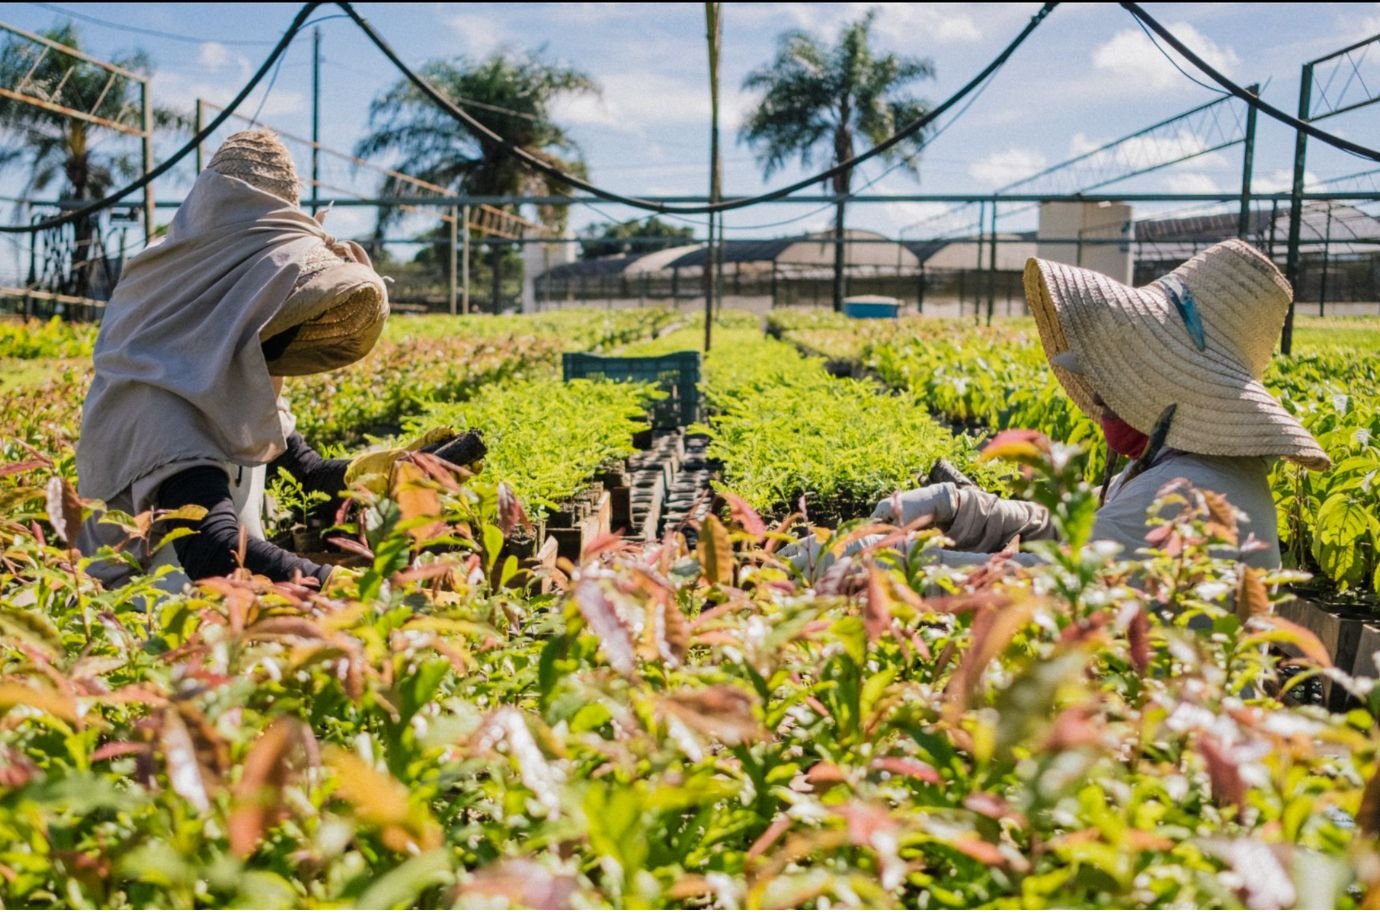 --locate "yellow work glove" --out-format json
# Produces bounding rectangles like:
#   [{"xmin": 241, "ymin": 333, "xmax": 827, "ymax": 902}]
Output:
[{"xmin": 343, "ymin": 427, "xmax": 486, "ymax": 494}]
